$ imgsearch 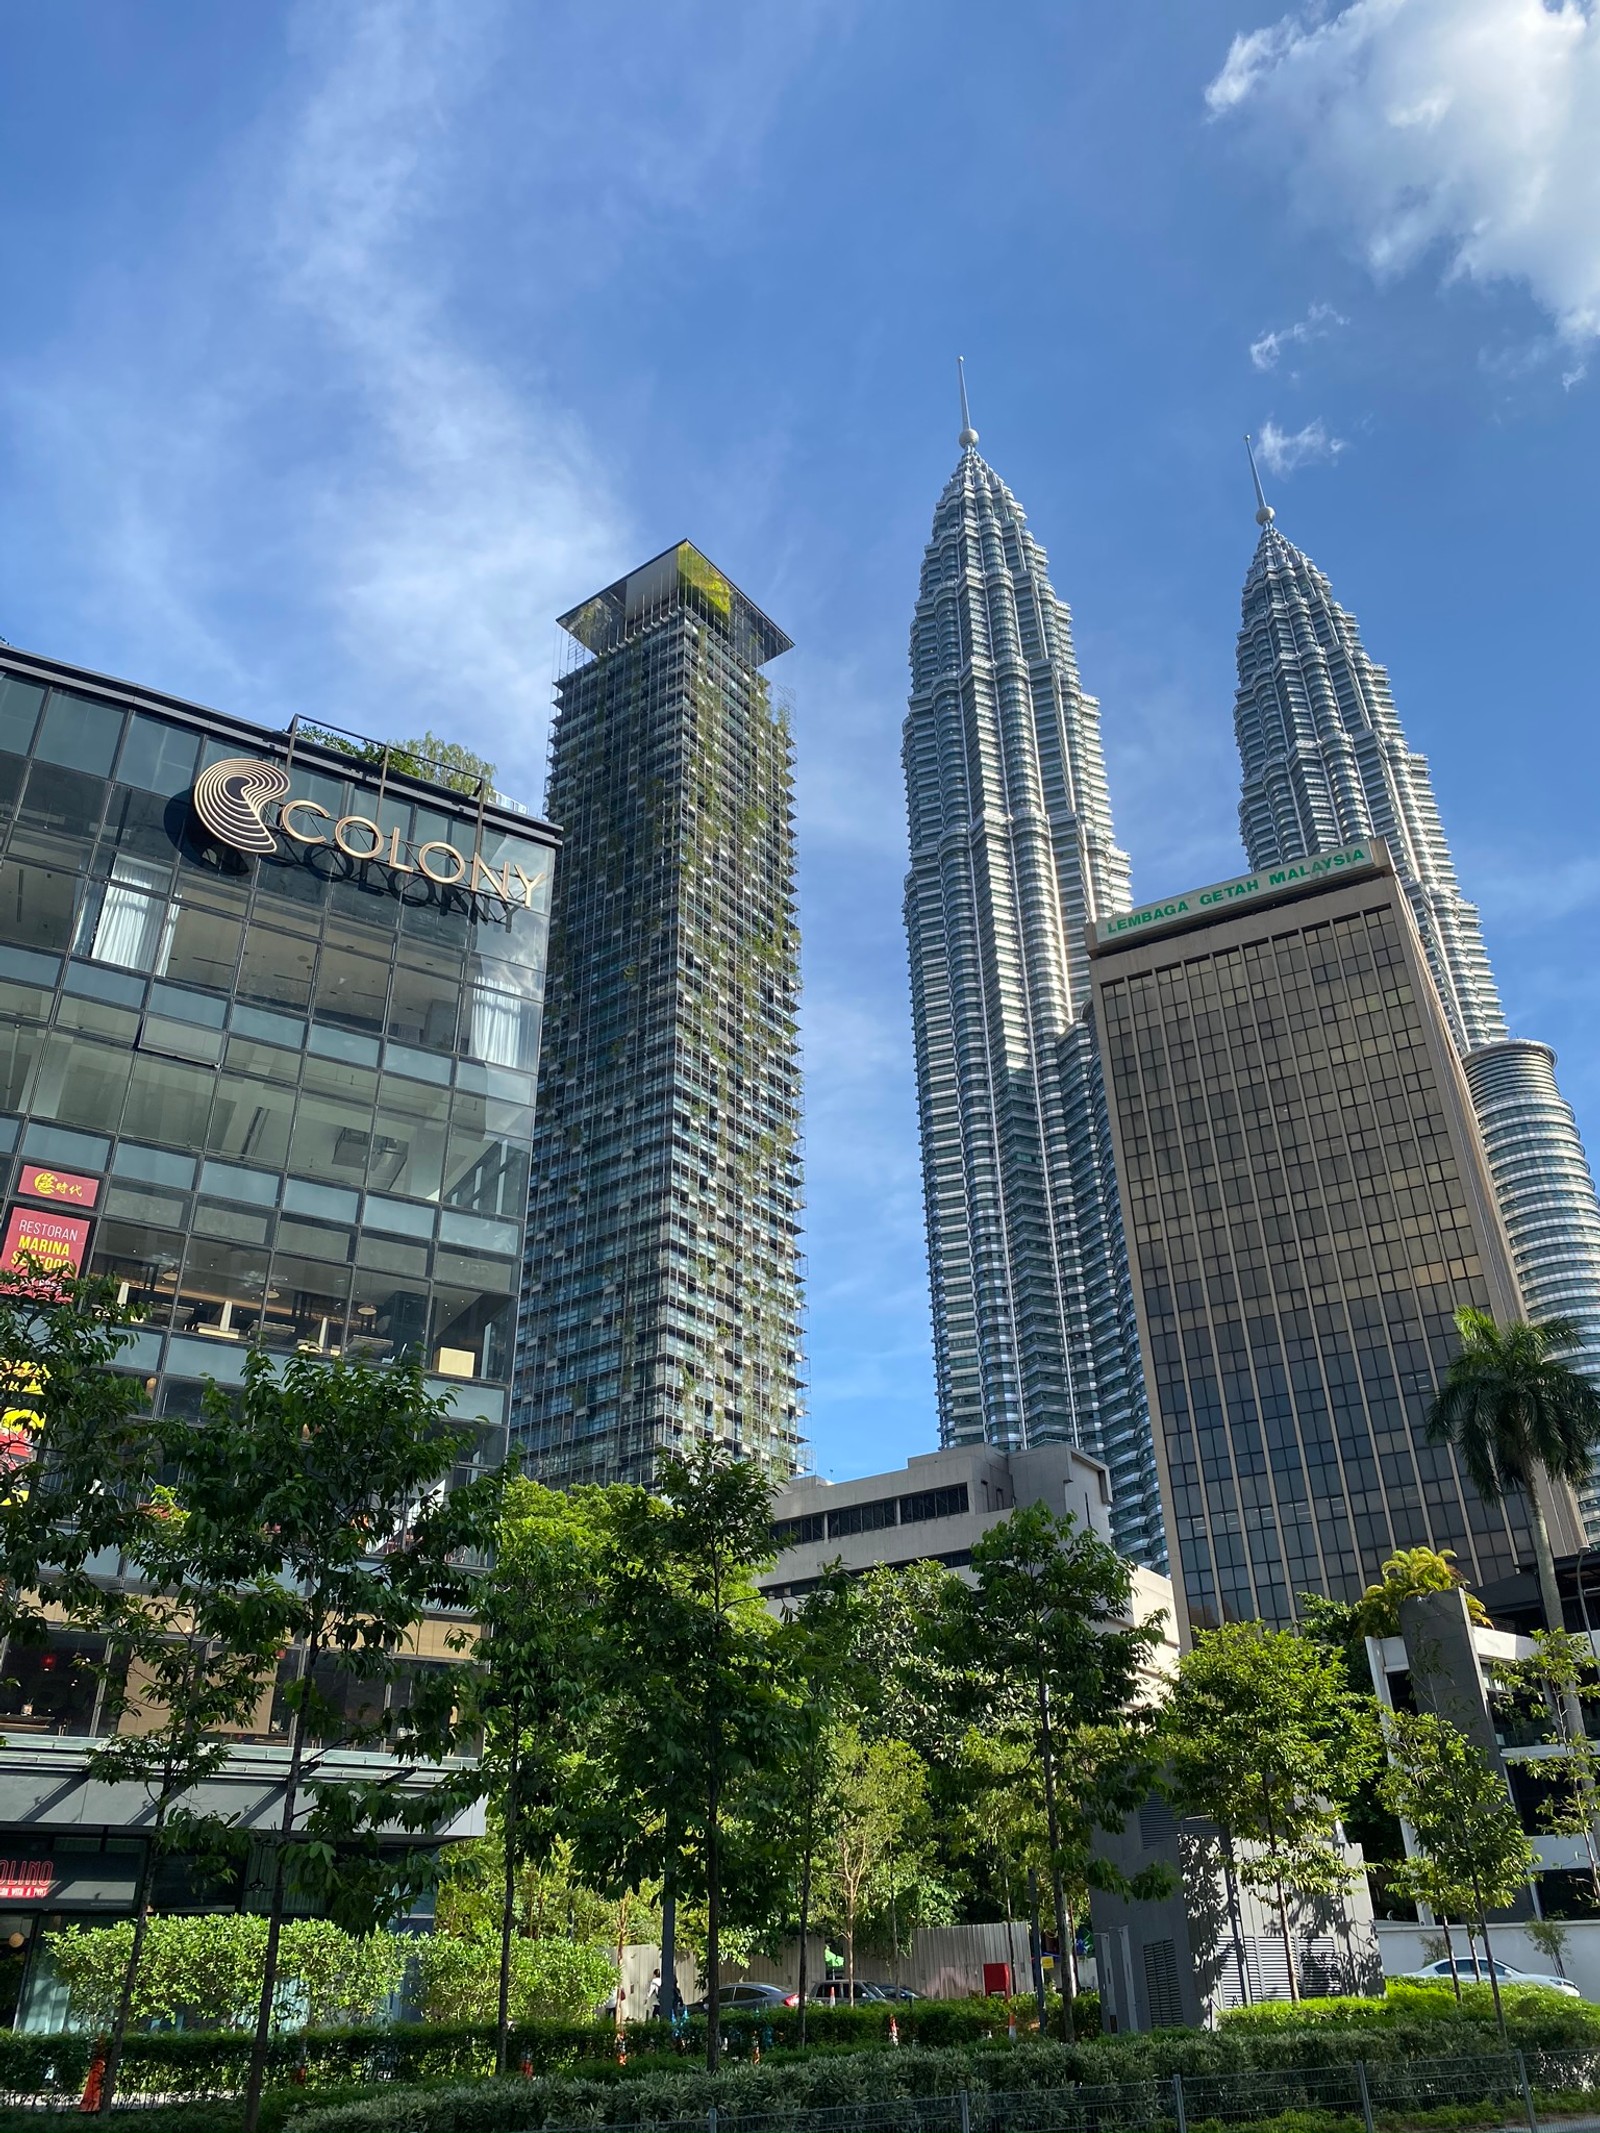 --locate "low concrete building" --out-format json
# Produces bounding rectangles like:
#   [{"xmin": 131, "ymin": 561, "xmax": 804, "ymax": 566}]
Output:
[
  {"xmin": 762, "ymin": 1441, "xmax": 1115, "ymax": 1602},
  {"xmin": 1091, "ymin": 1807, "xmax": 1379, "ymax": 2029},
  {"xmin": 1366, "ymin": 1584, "xmax": 1596, "ymax": 1915}
]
